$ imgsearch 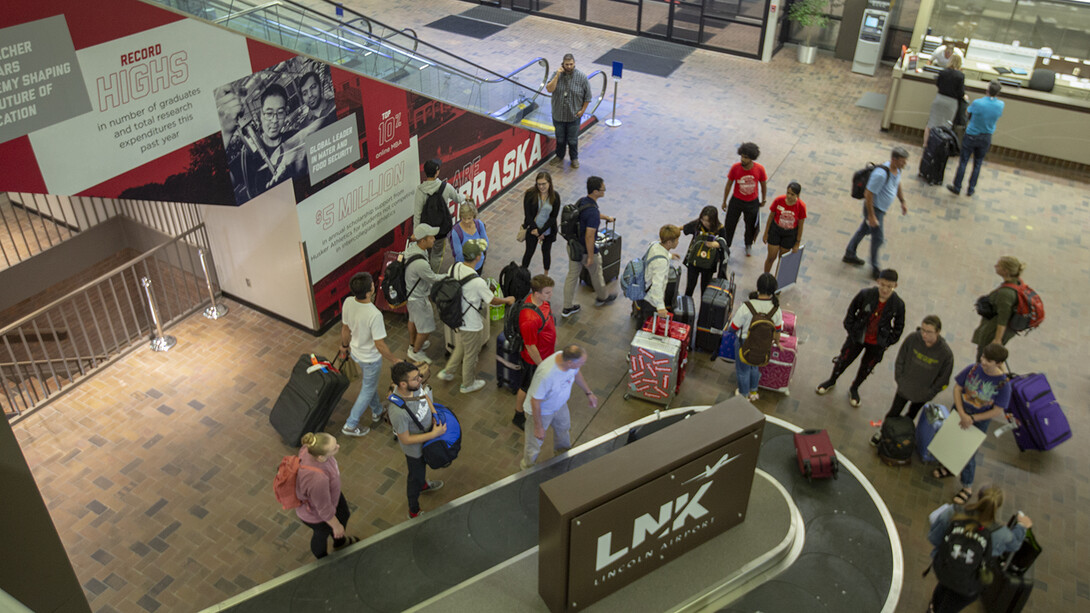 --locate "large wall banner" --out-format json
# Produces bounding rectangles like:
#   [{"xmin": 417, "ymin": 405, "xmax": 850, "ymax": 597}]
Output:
[{"xmin": 0, "ymin": 0, "xmax": 554, "ymax": 329}]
